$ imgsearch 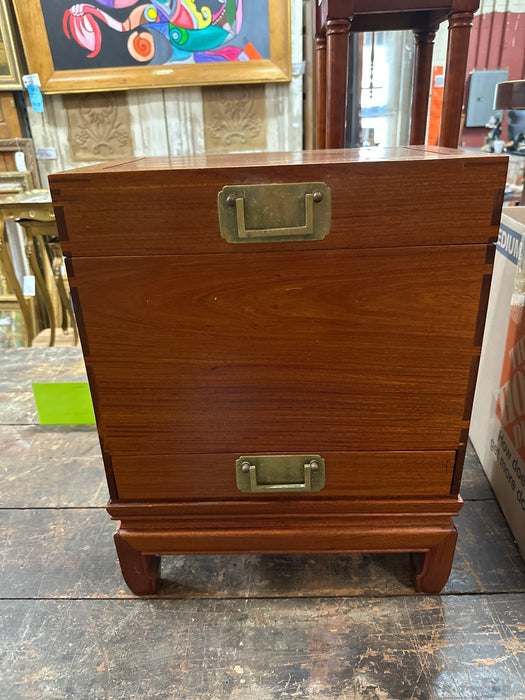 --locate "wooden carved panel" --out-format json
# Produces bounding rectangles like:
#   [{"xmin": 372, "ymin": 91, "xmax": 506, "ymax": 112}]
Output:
[
  {"xmin": 64, "ymin": 93, "xmax": 133, "ymax": 162},
  {"xmin": 202, "ymin": 85, "xmax": 267, "ymax": 154}
]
